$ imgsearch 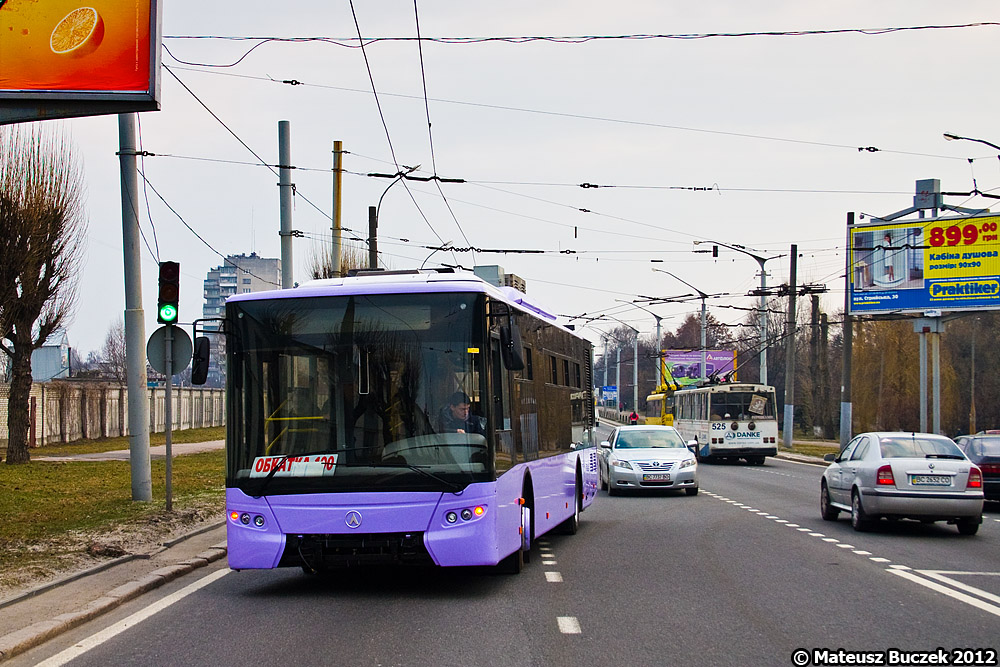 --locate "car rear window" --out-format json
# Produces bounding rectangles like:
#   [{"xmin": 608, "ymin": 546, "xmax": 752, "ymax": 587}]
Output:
[
  {"xmin": 972, "ymin": 438, "xmax": 1000, "ymax": 457},
  {"xmin": 879, "ymin": 436, "xmax": 963, "ymax": 459}
]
